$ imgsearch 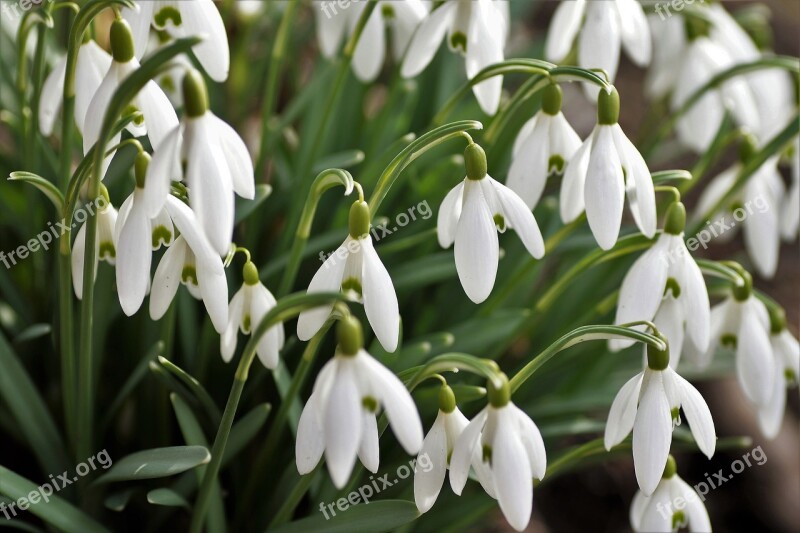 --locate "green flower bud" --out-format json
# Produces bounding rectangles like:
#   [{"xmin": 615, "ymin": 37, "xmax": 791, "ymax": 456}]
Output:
[
  {"xmin": 542, "ymin": 83, "xmax": 563, "ymax": 115},
  {"xmin": 464, "ymin": 143, "xmax": 487, "ymax": 181},
  {"xmin": 110, "ymin": 19, "xmax": 135, "ymax": 63},
  {"xmin": 647, "ymin": 333, "xmax": 670, "ymax": 371},
  {"xmin": 438, "ymin": 384, "xmax": 457, "ymax": 414},
  {"xmin": 597, "ymin": 87, "xmax": 620, "ymax": 125},
  {"xmin": 487, "ymin": 373, "xmax": 510, "ymax": 408},
  {"xmin": 183, "ymin": 69, "xmax": 209, "ymax": 118},
  {"xmin": 664, "ymin": 202, "xmax": 687, "ymax": 235},
  {"xmin": 337, "ymin": 315, "xmax": 363, "ymax": 356},
  {"xmin": 349, "ymin": 200, "xmax": 371, "ymax": 238},
  {"xmin": 243, "ymin": 261, "xmax": 259, "ymax": 286}
]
